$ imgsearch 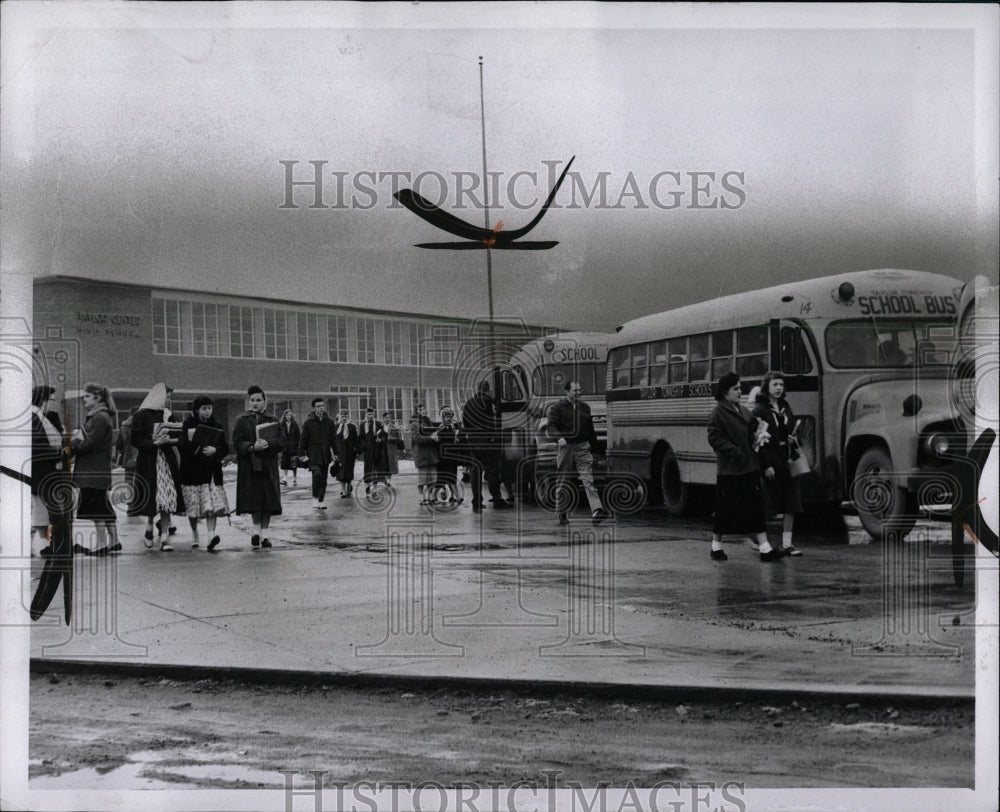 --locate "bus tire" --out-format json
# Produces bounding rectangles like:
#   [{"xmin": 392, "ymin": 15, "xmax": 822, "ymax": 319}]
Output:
[
  {"xmin": 659, "ymin": 448, "xmax": 689, "ymax": 517},
  {"xmin": 853, "ymin": 447, "xmax": 917, "ymax": 539}
]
